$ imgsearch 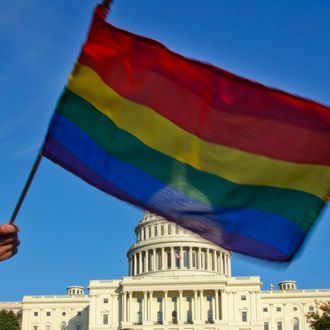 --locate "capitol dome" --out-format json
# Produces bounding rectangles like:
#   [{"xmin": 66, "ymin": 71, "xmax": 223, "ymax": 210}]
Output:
[{"xmin": 127, "ymin": 212, "xmax": 231, "ymax": 277}]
